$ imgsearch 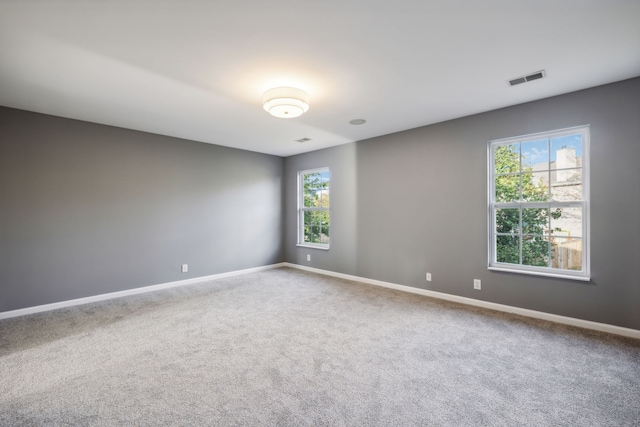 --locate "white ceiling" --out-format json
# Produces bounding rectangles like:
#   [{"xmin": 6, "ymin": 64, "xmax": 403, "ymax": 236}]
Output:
[{"xmin": 1, "ymin": 1, "xmax": 639, "ymax": 157}]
